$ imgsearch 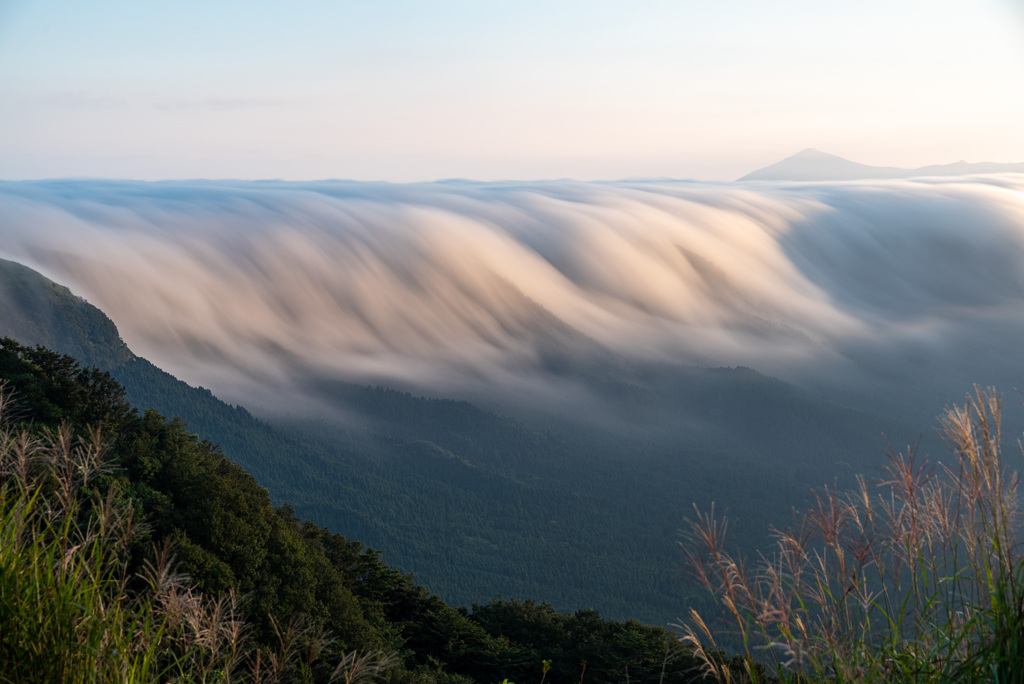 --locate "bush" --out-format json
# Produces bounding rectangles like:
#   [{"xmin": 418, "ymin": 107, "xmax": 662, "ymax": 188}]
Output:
[
  {"xmin": 679, "ymin": 387, "xmax": 1024, "ymax": 683},
  {"xmin": 0, "ymin": 384, "xmax": 395, "ymax": 684}
]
